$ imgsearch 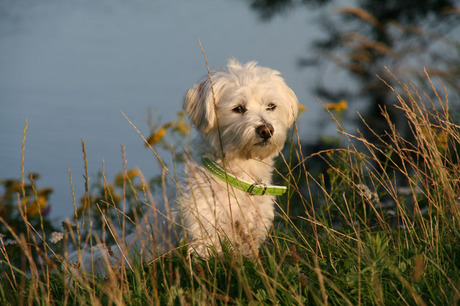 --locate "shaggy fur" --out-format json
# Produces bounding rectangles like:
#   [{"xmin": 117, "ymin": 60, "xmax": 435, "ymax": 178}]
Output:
[{"xmin": 68, "ymin": 59, "xmax": 299, "ymax": 276}]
